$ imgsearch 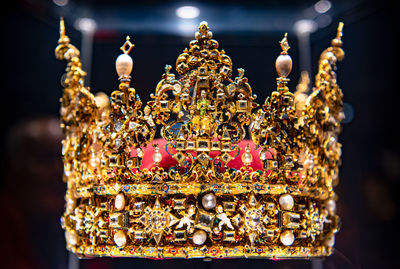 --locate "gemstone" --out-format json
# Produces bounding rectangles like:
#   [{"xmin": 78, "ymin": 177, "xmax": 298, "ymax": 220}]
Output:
[
  {"xmin": 222, "ymin": 202, "xmax": 235, "ymax": 212},
  {"xmin": 192, "ymin": 230, "xmax": 207, "ymax": 245},
  {"xmin": 114, "ymin": 121, "xmax": 124, "ymax": 132},
  {"xmin": 129, "ymin": 121, "xmax": 139, "ymax": 130},
  {"xmin": 279, "ymin": 194, "xmax": 294, "ymax": 210},
  {"xmin": 221, "ymin": 153, "xmax": 232, "ymax": 164},
  {"xmin": 174, "ymin": 230, "xmax": 187, "ymax": 241},
  {"xmin": 280, "ymin": 230, "xmax": 295, "ymax": 246}
]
